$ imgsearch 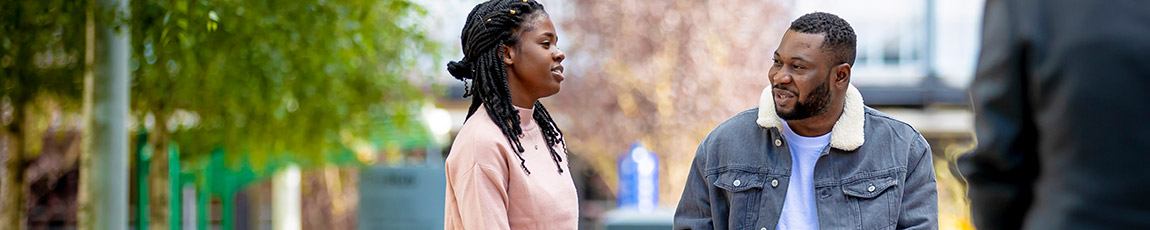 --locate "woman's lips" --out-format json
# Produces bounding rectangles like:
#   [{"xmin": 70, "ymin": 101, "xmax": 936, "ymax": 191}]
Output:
[{"xmin": 551, "ymin": 66, "xmax": 564, "ymax": 81}]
